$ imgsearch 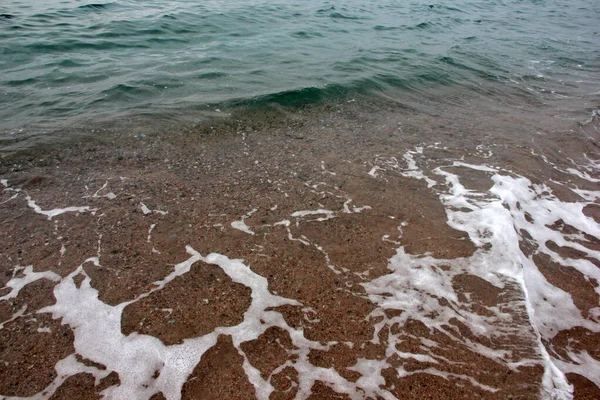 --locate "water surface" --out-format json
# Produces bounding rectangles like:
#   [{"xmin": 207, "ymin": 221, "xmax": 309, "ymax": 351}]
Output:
[{"xmin": 1, "ymin": 0, "xmax": 599, "ymax": 143}]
